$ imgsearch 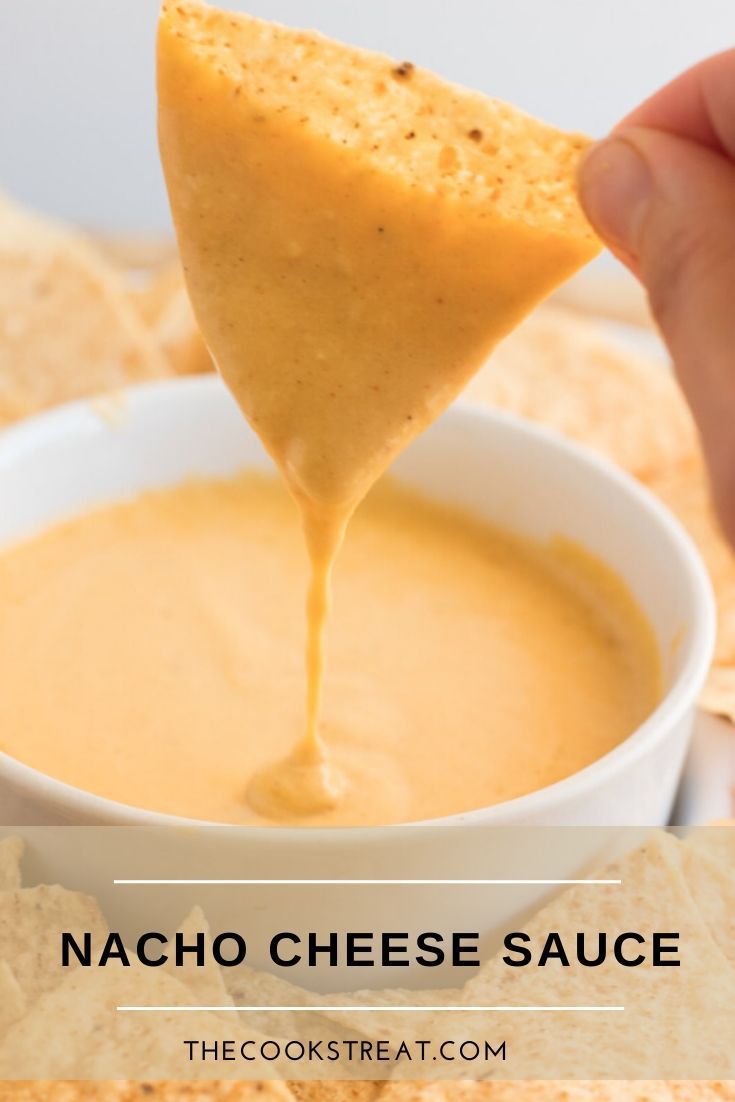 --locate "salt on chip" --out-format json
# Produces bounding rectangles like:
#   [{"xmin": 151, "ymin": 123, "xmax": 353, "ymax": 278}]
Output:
[
  {"xmin": 0, "ymin": 835, "xmax": 24, "ymax": 891},
  {"xmin": 464, "ymin": 305, "xmax": 697, "ymax": 480},
  {"xmin": 0, "ymin": 191, "xmax": 169, "ymax": 425}
]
